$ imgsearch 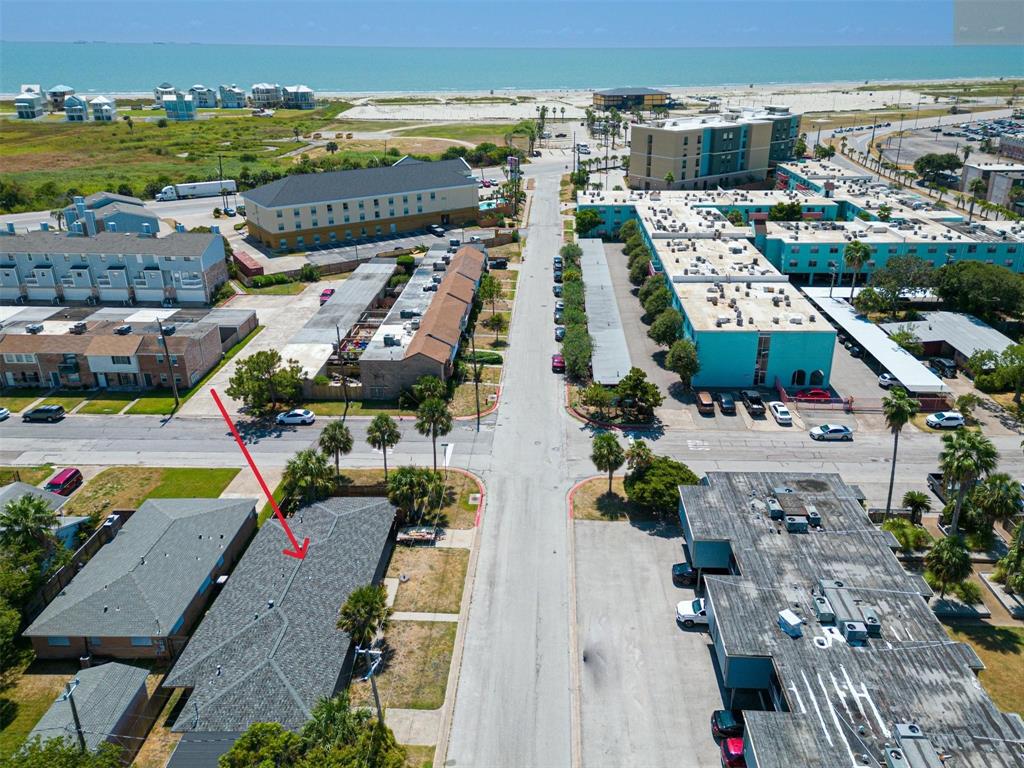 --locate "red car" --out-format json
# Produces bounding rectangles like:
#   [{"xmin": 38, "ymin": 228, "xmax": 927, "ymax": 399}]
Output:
[
  {"xmin": 794, "ymin": 388, "xmax": 831, "ymax": 401},
  {"xmin": 720, "ymin": 737, "xmax": 746, "ymax": 767},
  {"xmin": 319, "ymin": 288, "xmax": 336, "ymax": 305},
  {"xmin": 551, "ymin": 354, "xmax": 566, "ymax": 373}
]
